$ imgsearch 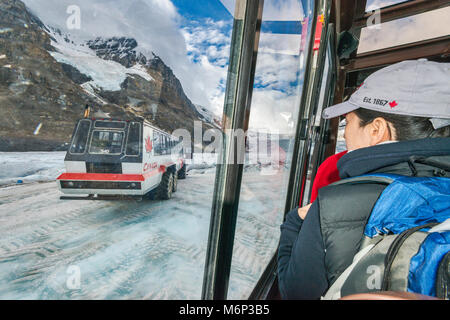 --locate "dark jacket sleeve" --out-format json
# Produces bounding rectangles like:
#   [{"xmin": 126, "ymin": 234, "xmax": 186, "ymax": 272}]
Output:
[{"xmin": 277, "ymin": 200, "xmax": 328, "ymax": 299}]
